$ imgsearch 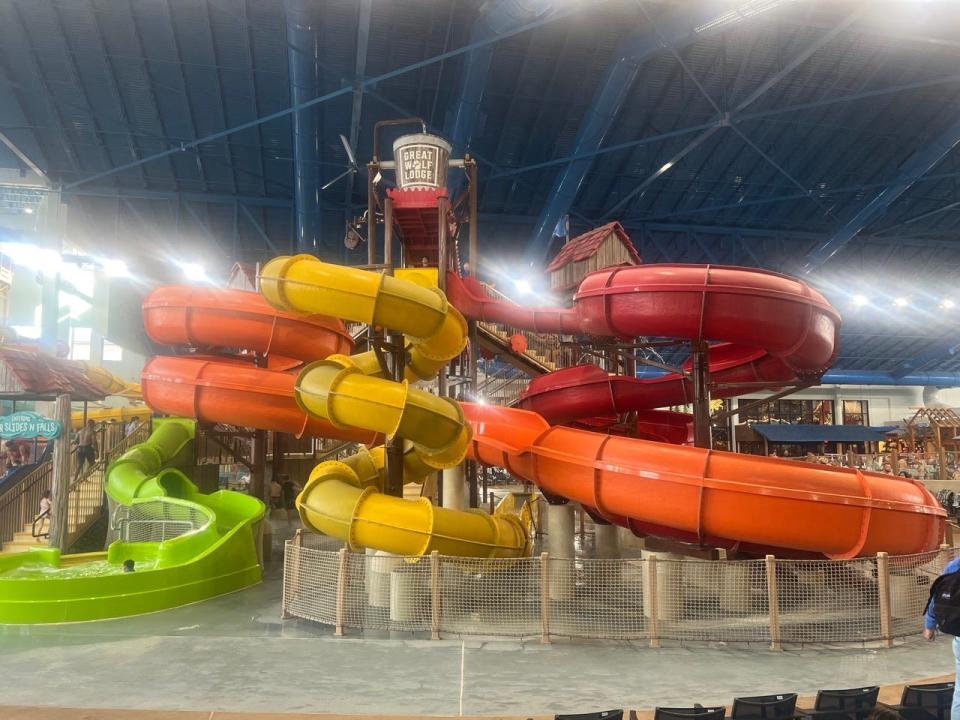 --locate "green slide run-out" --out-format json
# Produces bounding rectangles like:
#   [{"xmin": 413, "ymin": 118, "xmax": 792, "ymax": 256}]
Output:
[{"xmin": 0, "ymin": 418, "xmax": 265, "ymax": 624}]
